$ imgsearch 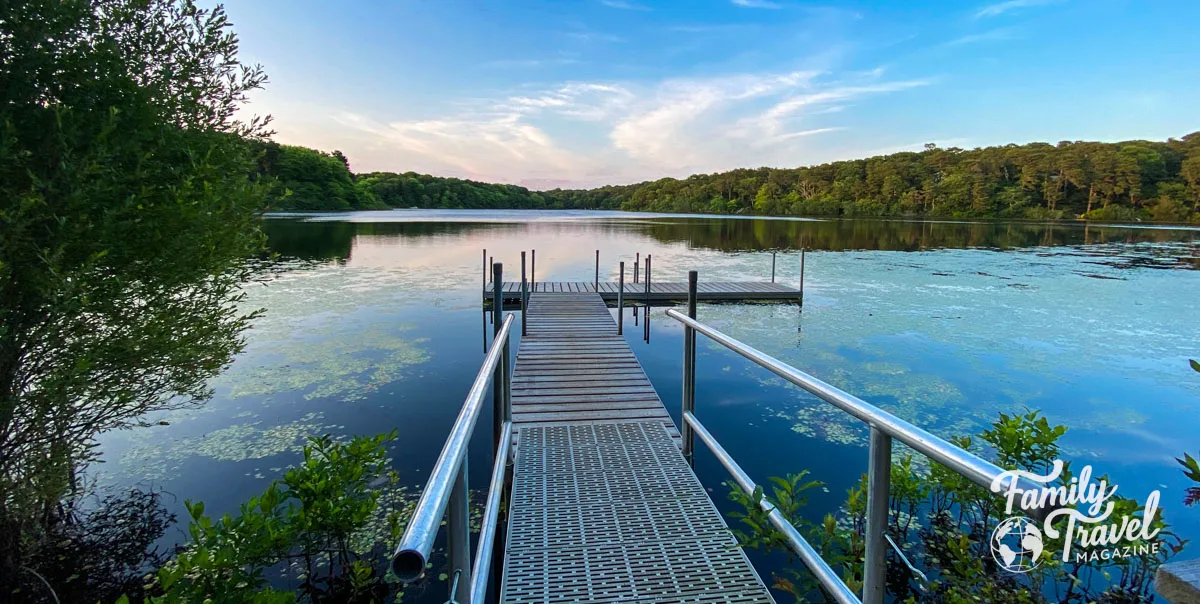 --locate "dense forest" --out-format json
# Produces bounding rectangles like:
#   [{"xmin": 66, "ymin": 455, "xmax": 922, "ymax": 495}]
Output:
[{"xmin": 258, "ymin": 133, "xmax": 1200, "ymax": 223}]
